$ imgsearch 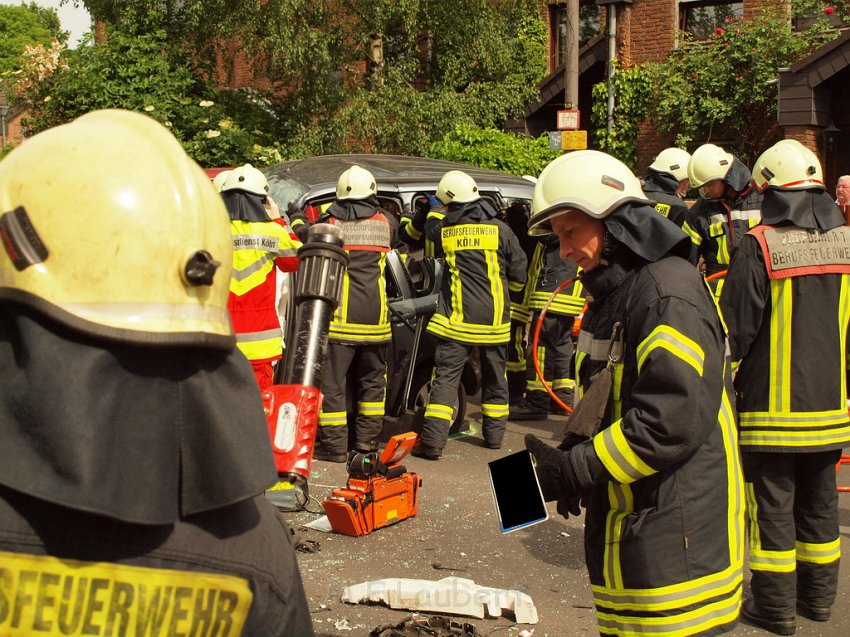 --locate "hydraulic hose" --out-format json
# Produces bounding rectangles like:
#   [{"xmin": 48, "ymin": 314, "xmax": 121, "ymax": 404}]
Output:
[{"xmin": 531, "ymin": 278, "xmax": 576, "ymax": 415}]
